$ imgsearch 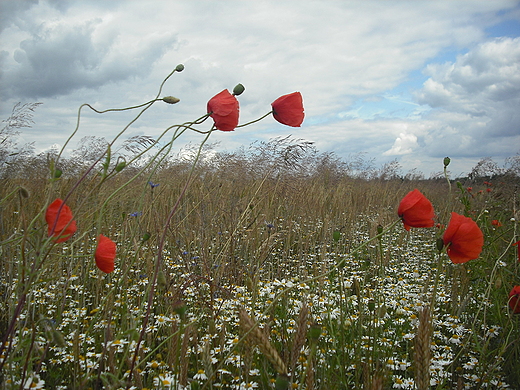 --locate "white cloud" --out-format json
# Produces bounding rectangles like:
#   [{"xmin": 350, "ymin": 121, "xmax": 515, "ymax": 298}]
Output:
[
  {"xmin": 0, "ymin": 0, "xmax": 519, "ymax": 177},
  {"xmin": 384, "ymin": 132, "xmax": 418, "ymax": 156},
  {"xmin": 415, "ymin": 37, "xmax": 520, "ymax": 156}
]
